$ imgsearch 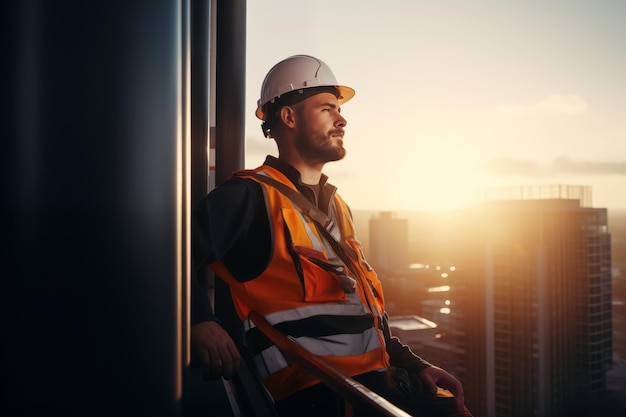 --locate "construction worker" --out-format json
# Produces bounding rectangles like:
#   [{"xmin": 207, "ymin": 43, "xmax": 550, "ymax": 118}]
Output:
[{"xmin": 191, "ymin": 54, "xmax": 472, "ymax": 417}]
